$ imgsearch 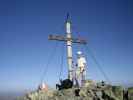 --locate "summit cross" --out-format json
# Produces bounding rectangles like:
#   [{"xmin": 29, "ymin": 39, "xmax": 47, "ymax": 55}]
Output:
[{"xmin": 48, "ymin": 14, "xmax": 87, "ymax": 81}]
